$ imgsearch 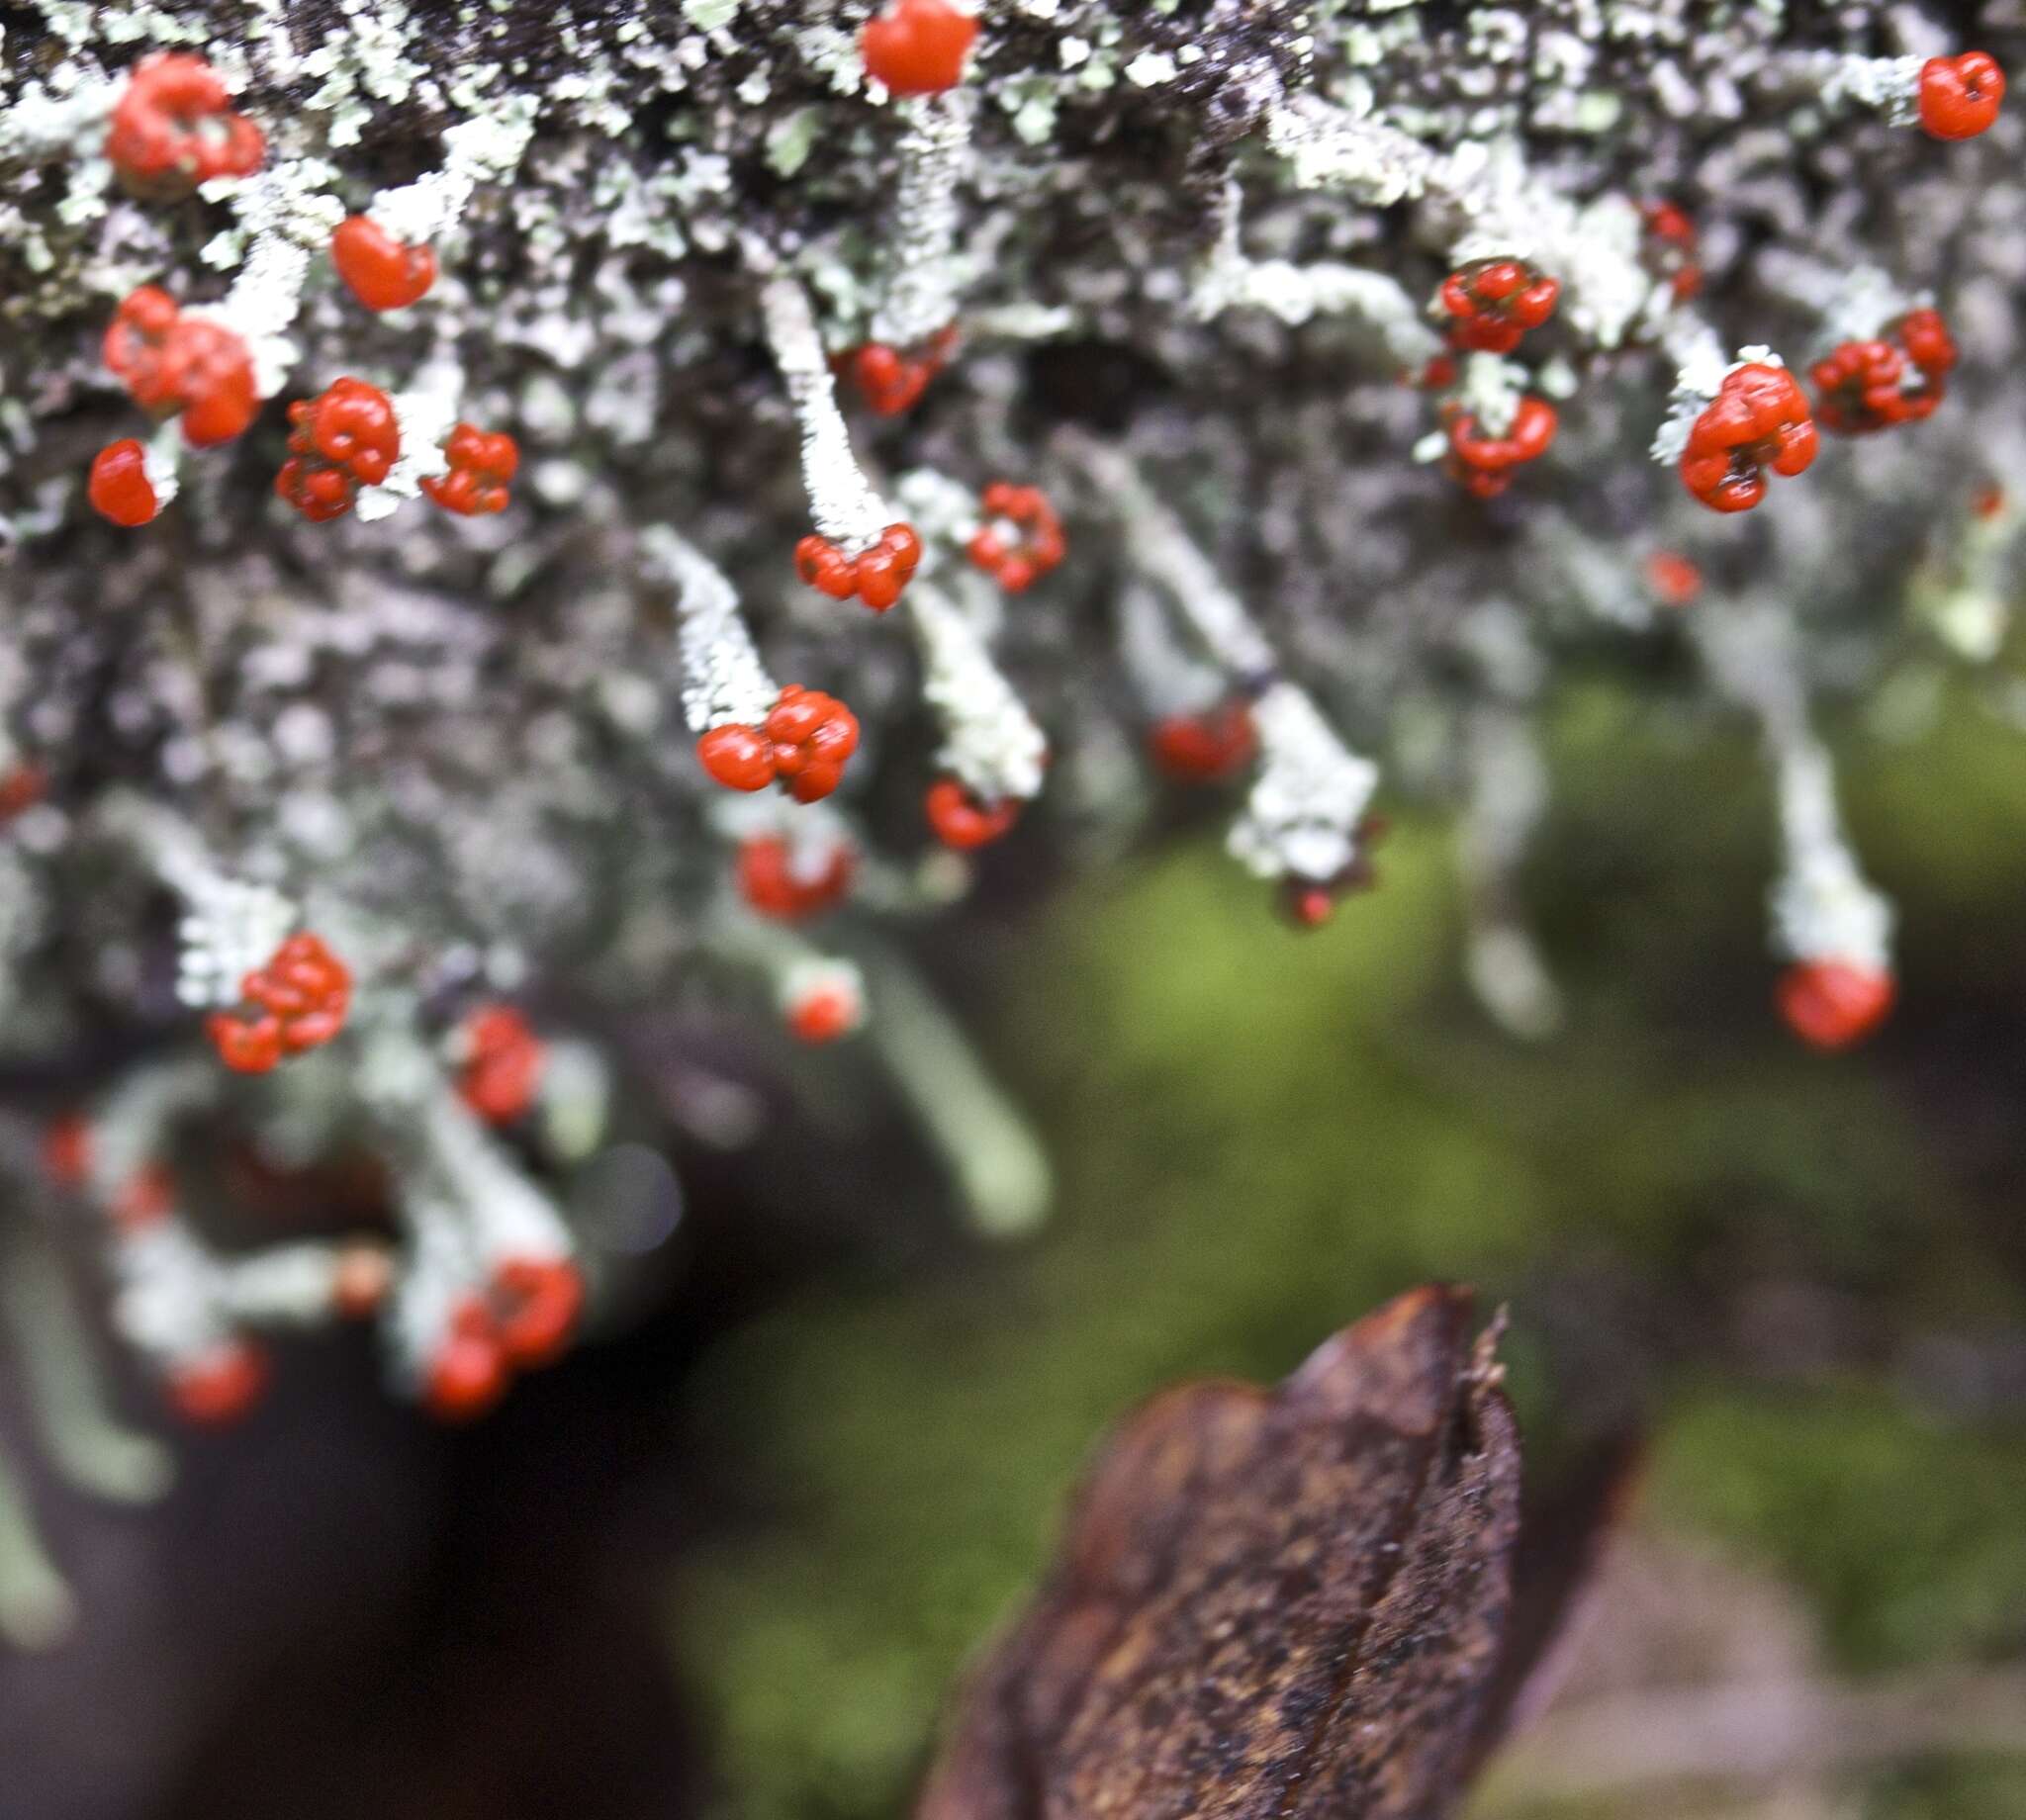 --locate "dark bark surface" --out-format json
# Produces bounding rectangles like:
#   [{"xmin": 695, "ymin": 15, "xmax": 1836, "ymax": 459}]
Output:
[{"xmin": 917, "ymin": 1285, "xmax": 1521, "ymax": 1820}]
